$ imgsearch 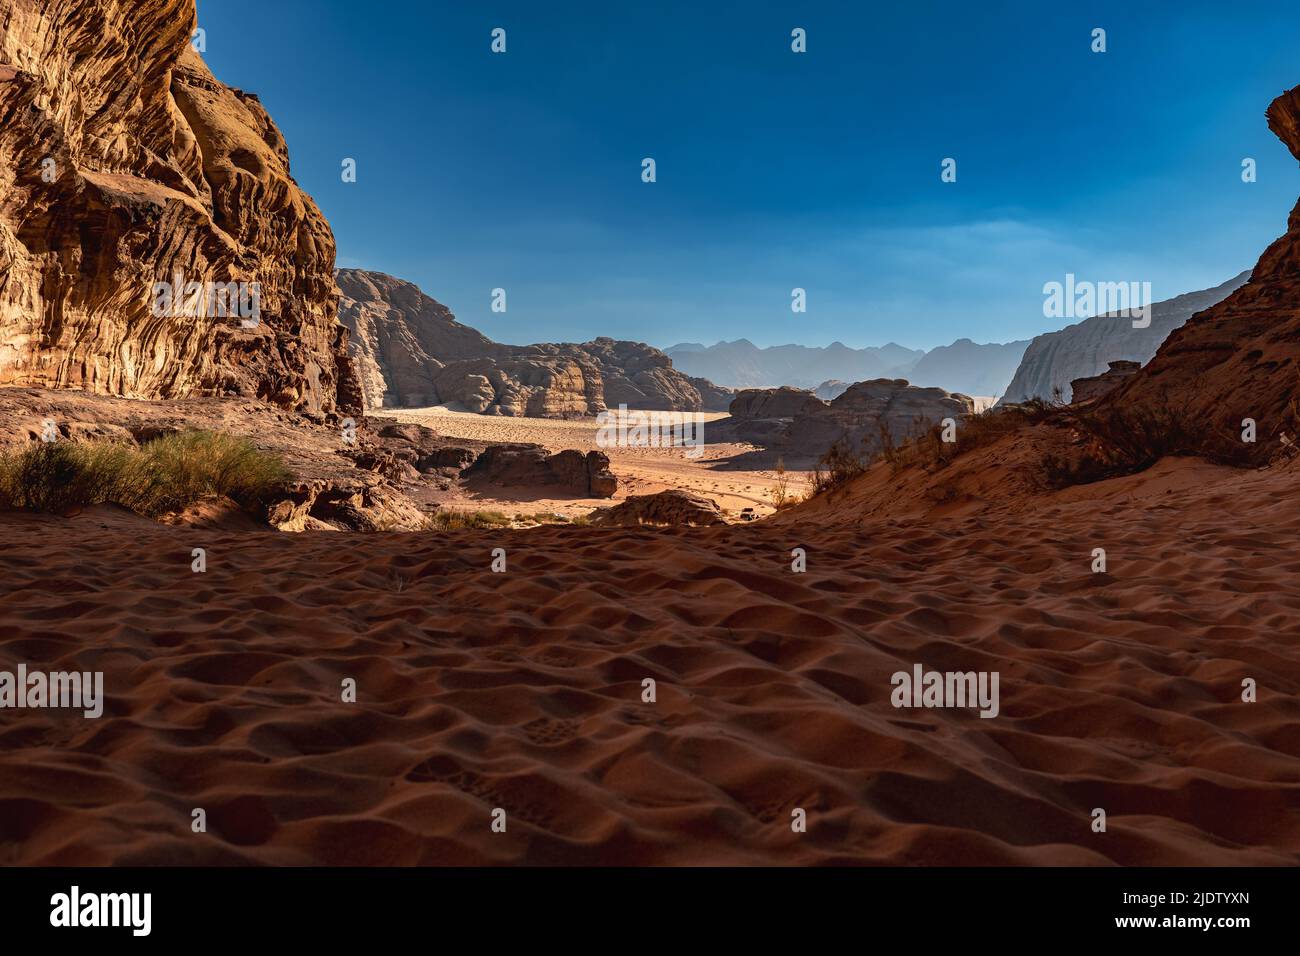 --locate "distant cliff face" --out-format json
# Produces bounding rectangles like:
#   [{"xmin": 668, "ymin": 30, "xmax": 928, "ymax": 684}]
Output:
[
  {"xmin": 337, "ymin": 270, "xmax": 731, "ymax": 417},
  {"xmin": 1100, "ymin": 85, "xmax": 1300, "ymax": 461},
  {"xmin": 0, "ymin": 1, "xmax": 356, "ymax": 413},
  {"xmin": 1000, "ymin": 272, "xmax": 1249, "ymax": 404},
  {"xmin": 665, "ymin": 339, "xmax": 922, "ymax": 390}
]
